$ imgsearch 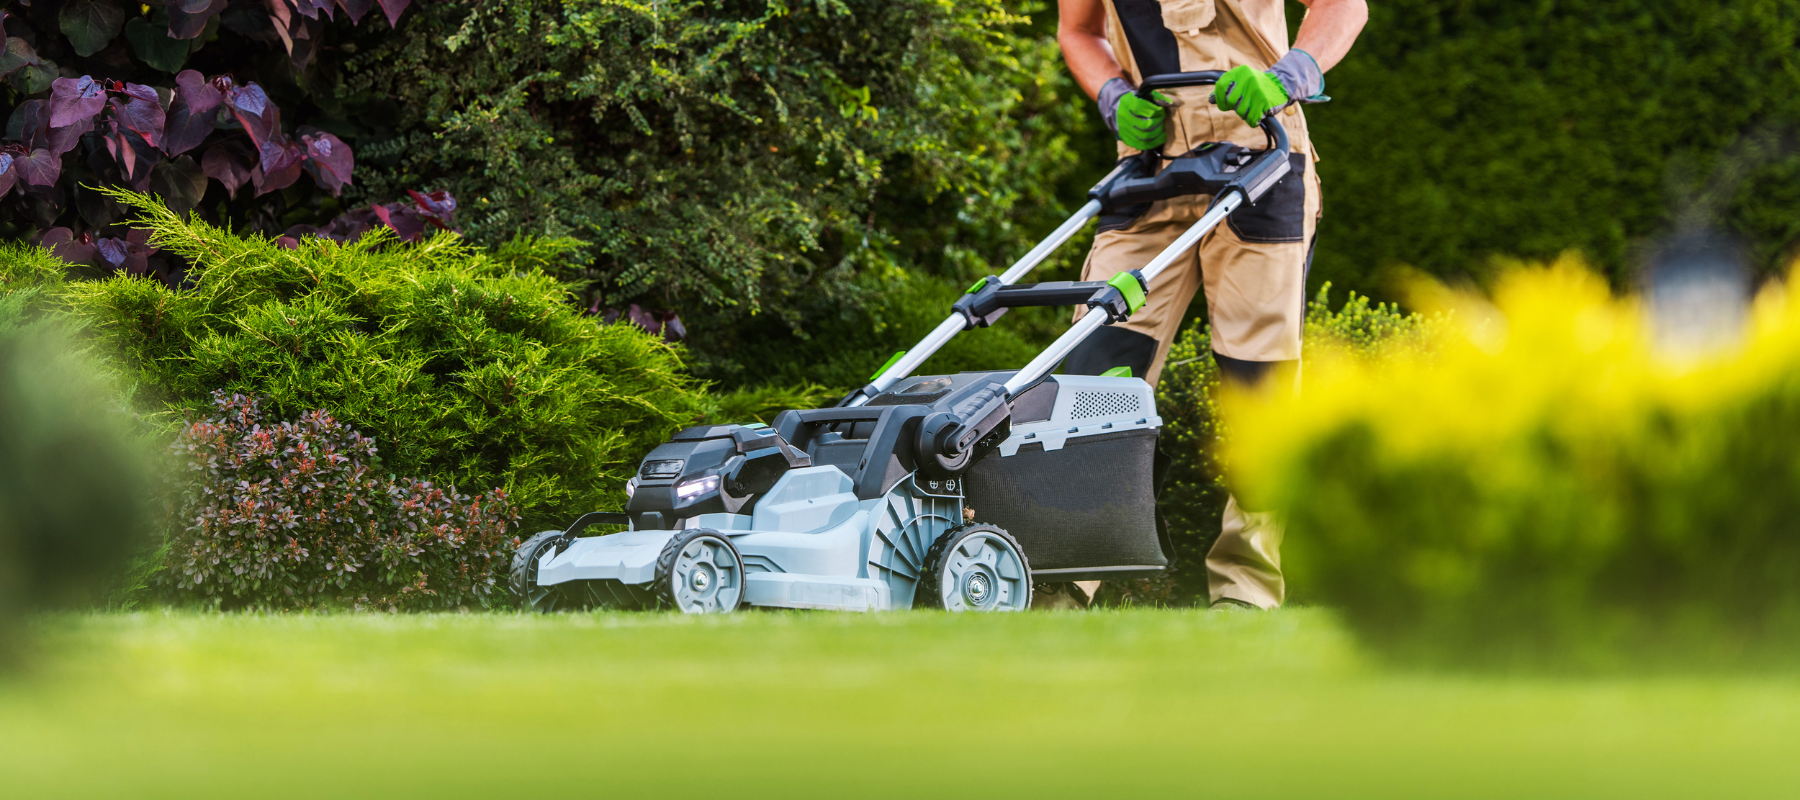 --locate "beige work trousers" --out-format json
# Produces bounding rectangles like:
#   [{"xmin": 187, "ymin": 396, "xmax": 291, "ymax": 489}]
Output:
[{"xmin": 1071, "ymin": 149, "xmax": 1318, "ymax": 611}]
